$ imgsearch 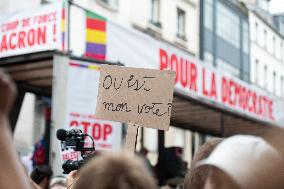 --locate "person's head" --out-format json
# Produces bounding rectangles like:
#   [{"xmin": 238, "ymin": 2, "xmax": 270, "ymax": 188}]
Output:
[
  {"xmin": 50, "ymin": 176, "xmax": 66, "ymax": 189},
  {"xmin": 202, "ymin": 166, "xmax": 240, "ymax": 189},
  {"xmin": 195, "ymin": 135, "xmax": 284, "ymax": 189},
  {"xmin": 184, "ymin": 138, "xmax": 222, "ymax": 189},
  {"xmin": 31, "ymin": 165, "xmax": 53, "ymax": 189},
  {"xmin": 73, "ymin": 152, "xmax": 157, "ymax": 189}
]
